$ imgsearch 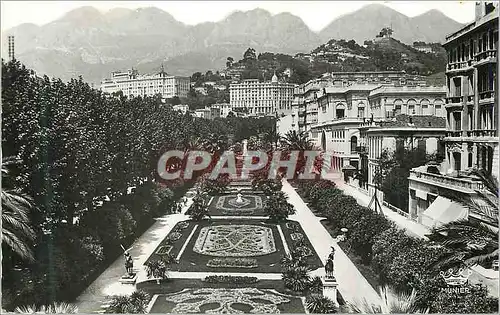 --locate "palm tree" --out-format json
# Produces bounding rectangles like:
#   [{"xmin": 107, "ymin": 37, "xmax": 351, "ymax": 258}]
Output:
[
  {"xmin": 107, "ymin": 290, "xmax": 150, "ymax": 313},
  {"xmin": 282, "ymin": 265, "xmax": 311, "ymax": 293},
  {"xmin": 306, "ymin": 295, "xmax": 338, "ymax": 314},
  {"xmin": 15, "ymin": 302, "xmax": 78, "ymax": 313},
  {"xmin": 2, "ymin": 156, "xmax": 36, "ymax": 262},
  {"xmin": 280, "ymin": 130, "xmax": 314, "ymax": 151},
  {"xmin": 427, "ymin": 219, "xmax": 498, "ymax": 270},
  {"xmin": 427, "ymin": 169, "xmax": 498, "ymax": 270},
  {"xmin": 346, "ymin": 286, "xmax": 428, "ymax": 313}
]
